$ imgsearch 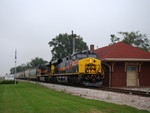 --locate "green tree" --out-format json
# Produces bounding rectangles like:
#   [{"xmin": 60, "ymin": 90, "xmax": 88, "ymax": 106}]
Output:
[
  {"xmin": 10, "ymin": 67, "xmax": 15, "ymax": 74},
  {"xmin": 110, "ymin": 34, "xmax": 120, "ymax": 44},
  {"xmin": 48, "ymin": 33, "xmax": 88, "ymax": 60},
  {"xmin": 10, "ymin": 57, "xmax": 47, "ymax": 74},
  {"xmin": 10, "ymin": 64, "xmax": 28, "ymax": 74},
  {"xmin": 110, "ymin": 31, "xmax": 150, "ymax": 51},
  {"xmin": 29, "ymin": 57, "xmax": 47, "ymax": 68}
]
